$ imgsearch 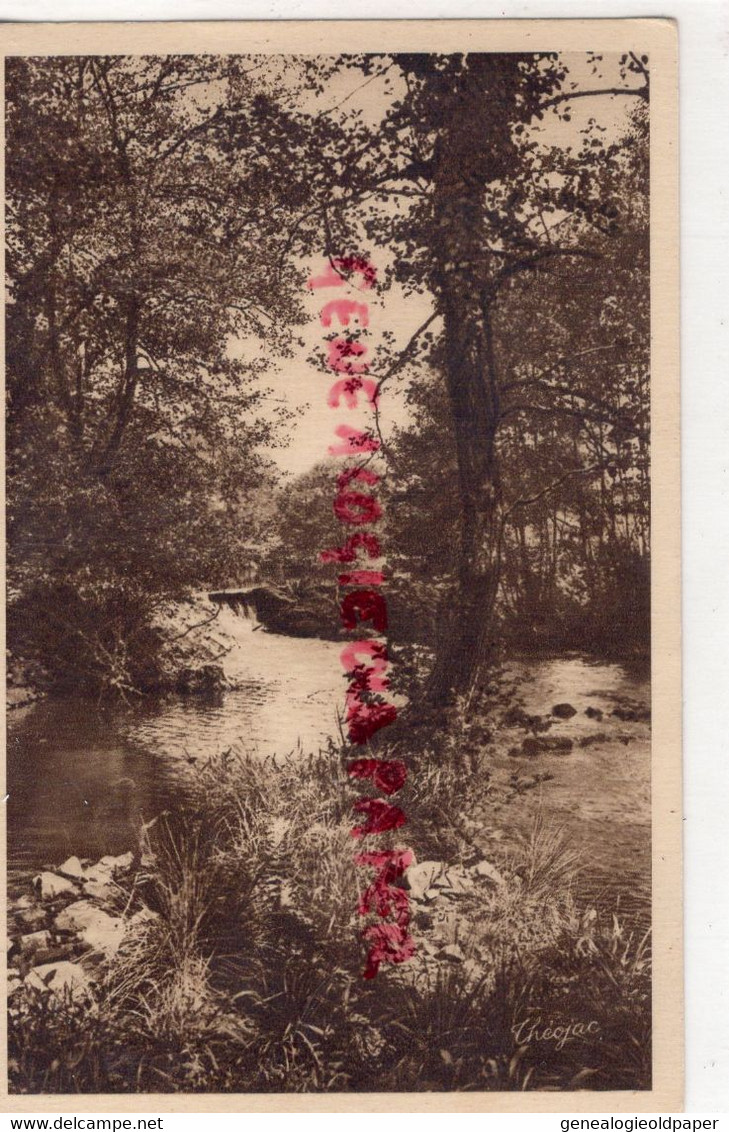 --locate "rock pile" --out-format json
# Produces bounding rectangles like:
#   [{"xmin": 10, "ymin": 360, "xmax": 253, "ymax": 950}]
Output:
[
  {"xmin": 399, "ymin": 856, "xmax": 508, "ymax": 974},
  {"xmin": 405, "ymin": 857, "xmax": 506, "ymax": 904},
  {"xmin": 8, "ymin": 852, "xmax": 155, "ymax": 1003}
]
